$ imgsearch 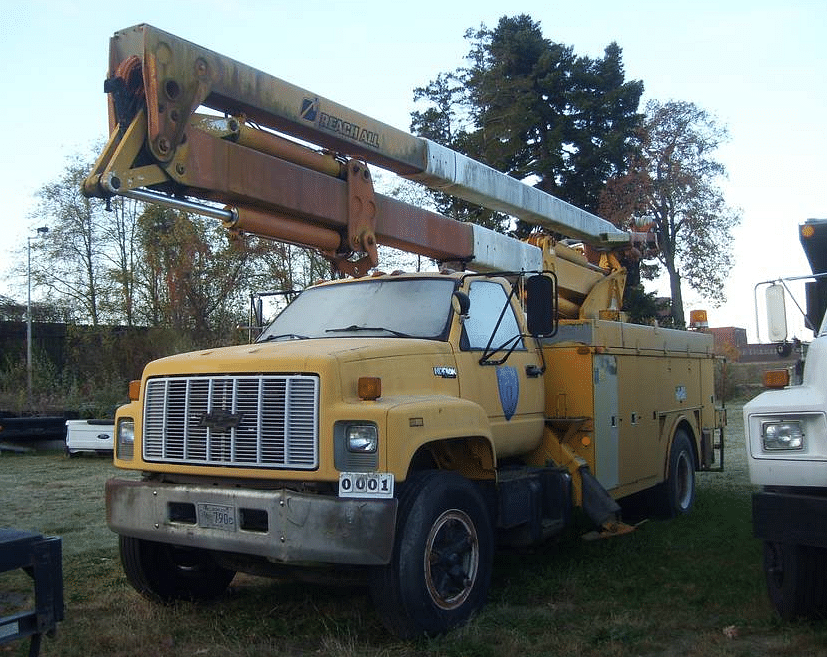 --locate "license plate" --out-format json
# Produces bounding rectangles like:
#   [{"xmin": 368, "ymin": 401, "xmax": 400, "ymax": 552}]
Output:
[
  {"xmin": 197, "ymin": 503, "xmax": 237, "ymax": 531},
  {"xmin": 338, "ymin": 472, "xmax": 394, "ymax": 499}
]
